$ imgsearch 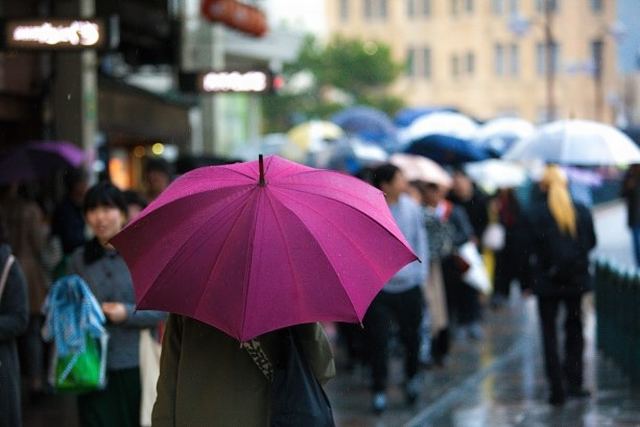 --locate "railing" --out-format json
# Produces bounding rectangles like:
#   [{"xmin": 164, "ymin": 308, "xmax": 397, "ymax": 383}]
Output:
[{"xmin": 594, "ymin": 258, "xmax": 640, "ymax": 384}]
